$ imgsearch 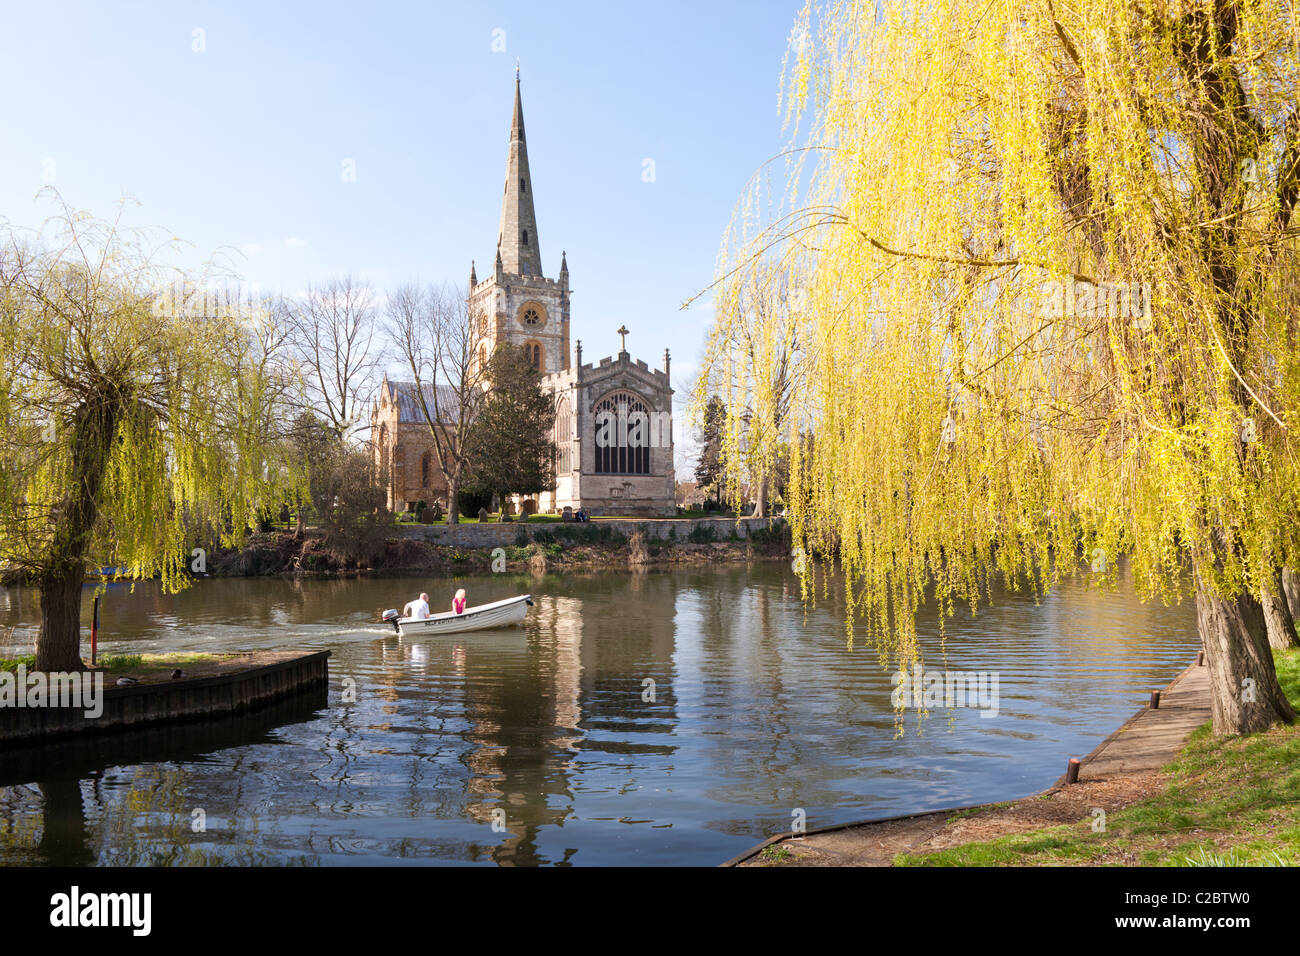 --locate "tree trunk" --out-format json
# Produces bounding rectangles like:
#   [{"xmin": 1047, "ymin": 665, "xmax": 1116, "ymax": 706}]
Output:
[
  {"xmin": 753, "ymin": 475, "xmax": 768, "ymax": 519},
  {"xmin": 35, "ymin": 397, "xmax": 117, "ymax": 672},
  {"xmin": 1262, "ymin": 565, "xmax": 1300, "ymax": 650},
  {"xmin": 1283, "ymin": 567, "xmax": 1300, "ymax": 624},
  {"xmin": 35, "ymin": 563, "xmax": 85, "ymax": 672},
  {"xmin": 445, "ymin": 472, "xmax": 461, "ymax": 525},
  {"xmin": 1196, "ymin": 582, "xmax": 1296, "ymax": 735}
]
